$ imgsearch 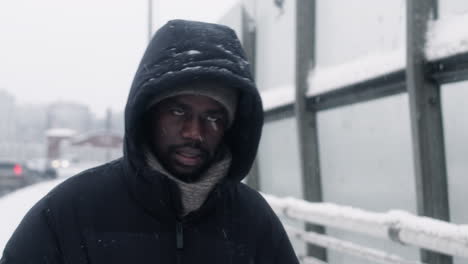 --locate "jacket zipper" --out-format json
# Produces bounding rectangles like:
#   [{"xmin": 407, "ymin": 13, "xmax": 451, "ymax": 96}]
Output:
[{"xmin": 176, "ymin": 221, "xmax": 184, "ymax": 264}]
